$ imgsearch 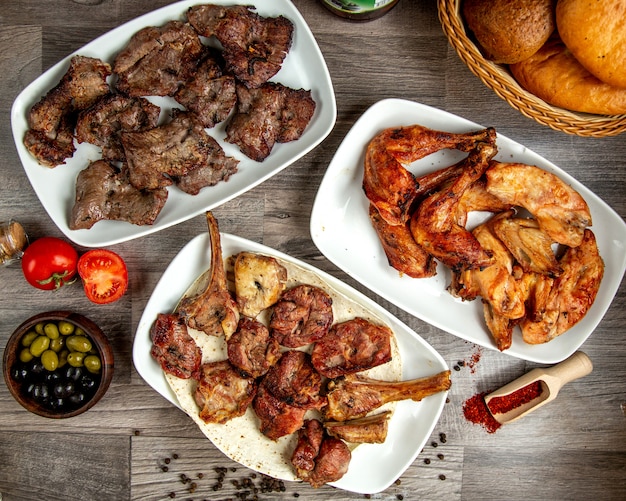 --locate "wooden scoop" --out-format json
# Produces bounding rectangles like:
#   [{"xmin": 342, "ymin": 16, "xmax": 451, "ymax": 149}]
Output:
[{"xmin": 484, "ymin": 351, "xmax": 593, "ymax": 425}]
